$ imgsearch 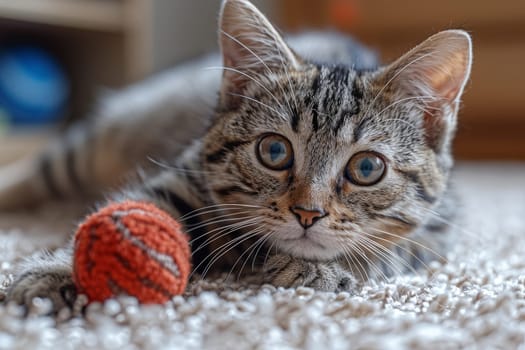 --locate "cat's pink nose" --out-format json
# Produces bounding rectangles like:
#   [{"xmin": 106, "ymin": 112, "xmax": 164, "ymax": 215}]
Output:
[{"xmin": 290, "ymin": 206, "xmax": 328, "ymax": 229}]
